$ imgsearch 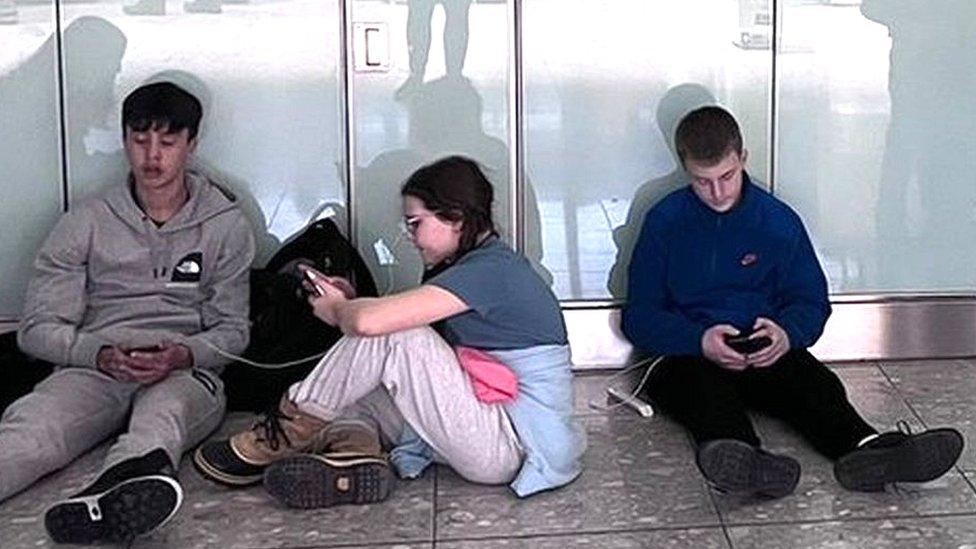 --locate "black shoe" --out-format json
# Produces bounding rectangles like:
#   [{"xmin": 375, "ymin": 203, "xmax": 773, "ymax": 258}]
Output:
[
  {"xmin": 696, "ymin": 439, "xmax": 800, "ymax": 499},
  {"xmin": 834, "ymin": 424, "xmax": 964, "ymax": 492},
  {"xmin": 74, "ymin": 448, "xmax": 172, "ymax": 499},
  {"xmin": 193, "ymin": 440, "xmax": 266, "ymax": 486},
  {"xmin": 44, "ymin": 475, "xmax": 182, "ymax": 544},
  {"xmin": 263, "ymin": 453, "xmax": 393, "ymax": 509}
]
